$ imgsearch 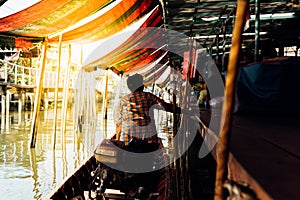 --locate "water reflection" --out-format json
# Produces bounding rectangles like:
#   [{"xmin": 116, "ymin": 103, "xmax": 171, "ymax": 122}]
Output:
[
  {"xmin": 0, "ymin": 108, "xmax": 100, "ymax": 200},
  {"xmin": 0, "ymin": 103, "xmax": 174, "ymax": 200}
]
